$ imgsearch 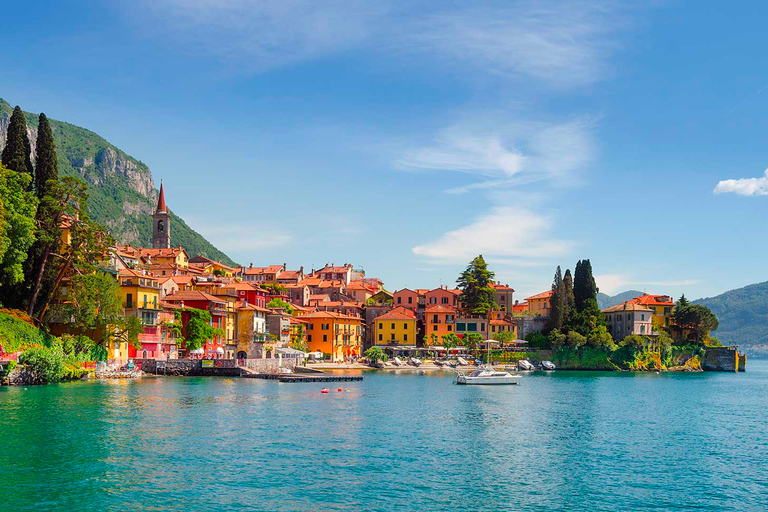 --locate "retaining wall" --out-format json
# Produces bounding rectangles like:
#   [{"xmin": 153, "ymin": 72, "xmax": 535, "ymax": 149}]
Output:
[{"xmin": 701, "ymin": 347, "xmax": 743, "ymax": 372}]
